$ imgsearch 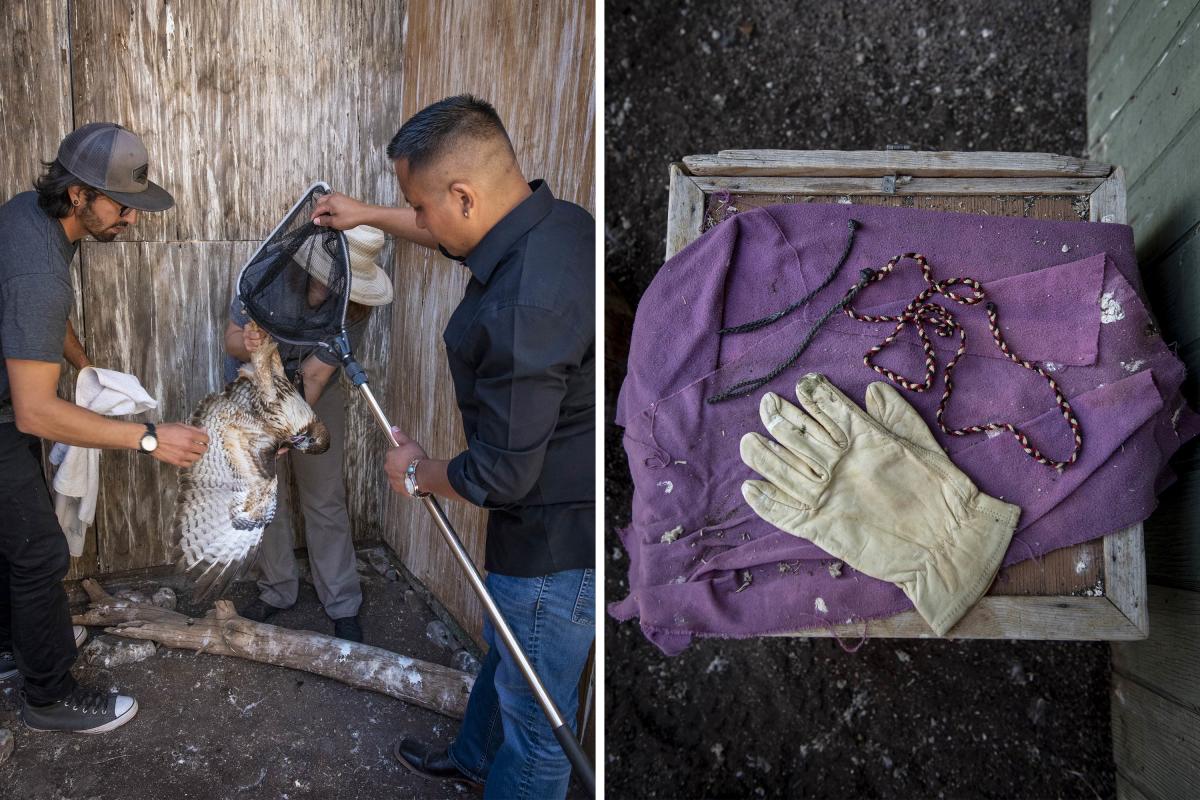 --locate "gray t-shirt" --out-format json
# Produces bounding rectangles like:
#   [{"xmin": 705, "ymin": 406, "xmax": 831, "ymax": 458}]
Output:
[
  {"xmin": 223, "ymin": 297, "xmax": 369, "ymax": 385},
  {"xmin": 0, "ymin": 191, "xmax": 78, "ymax": 423}
]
